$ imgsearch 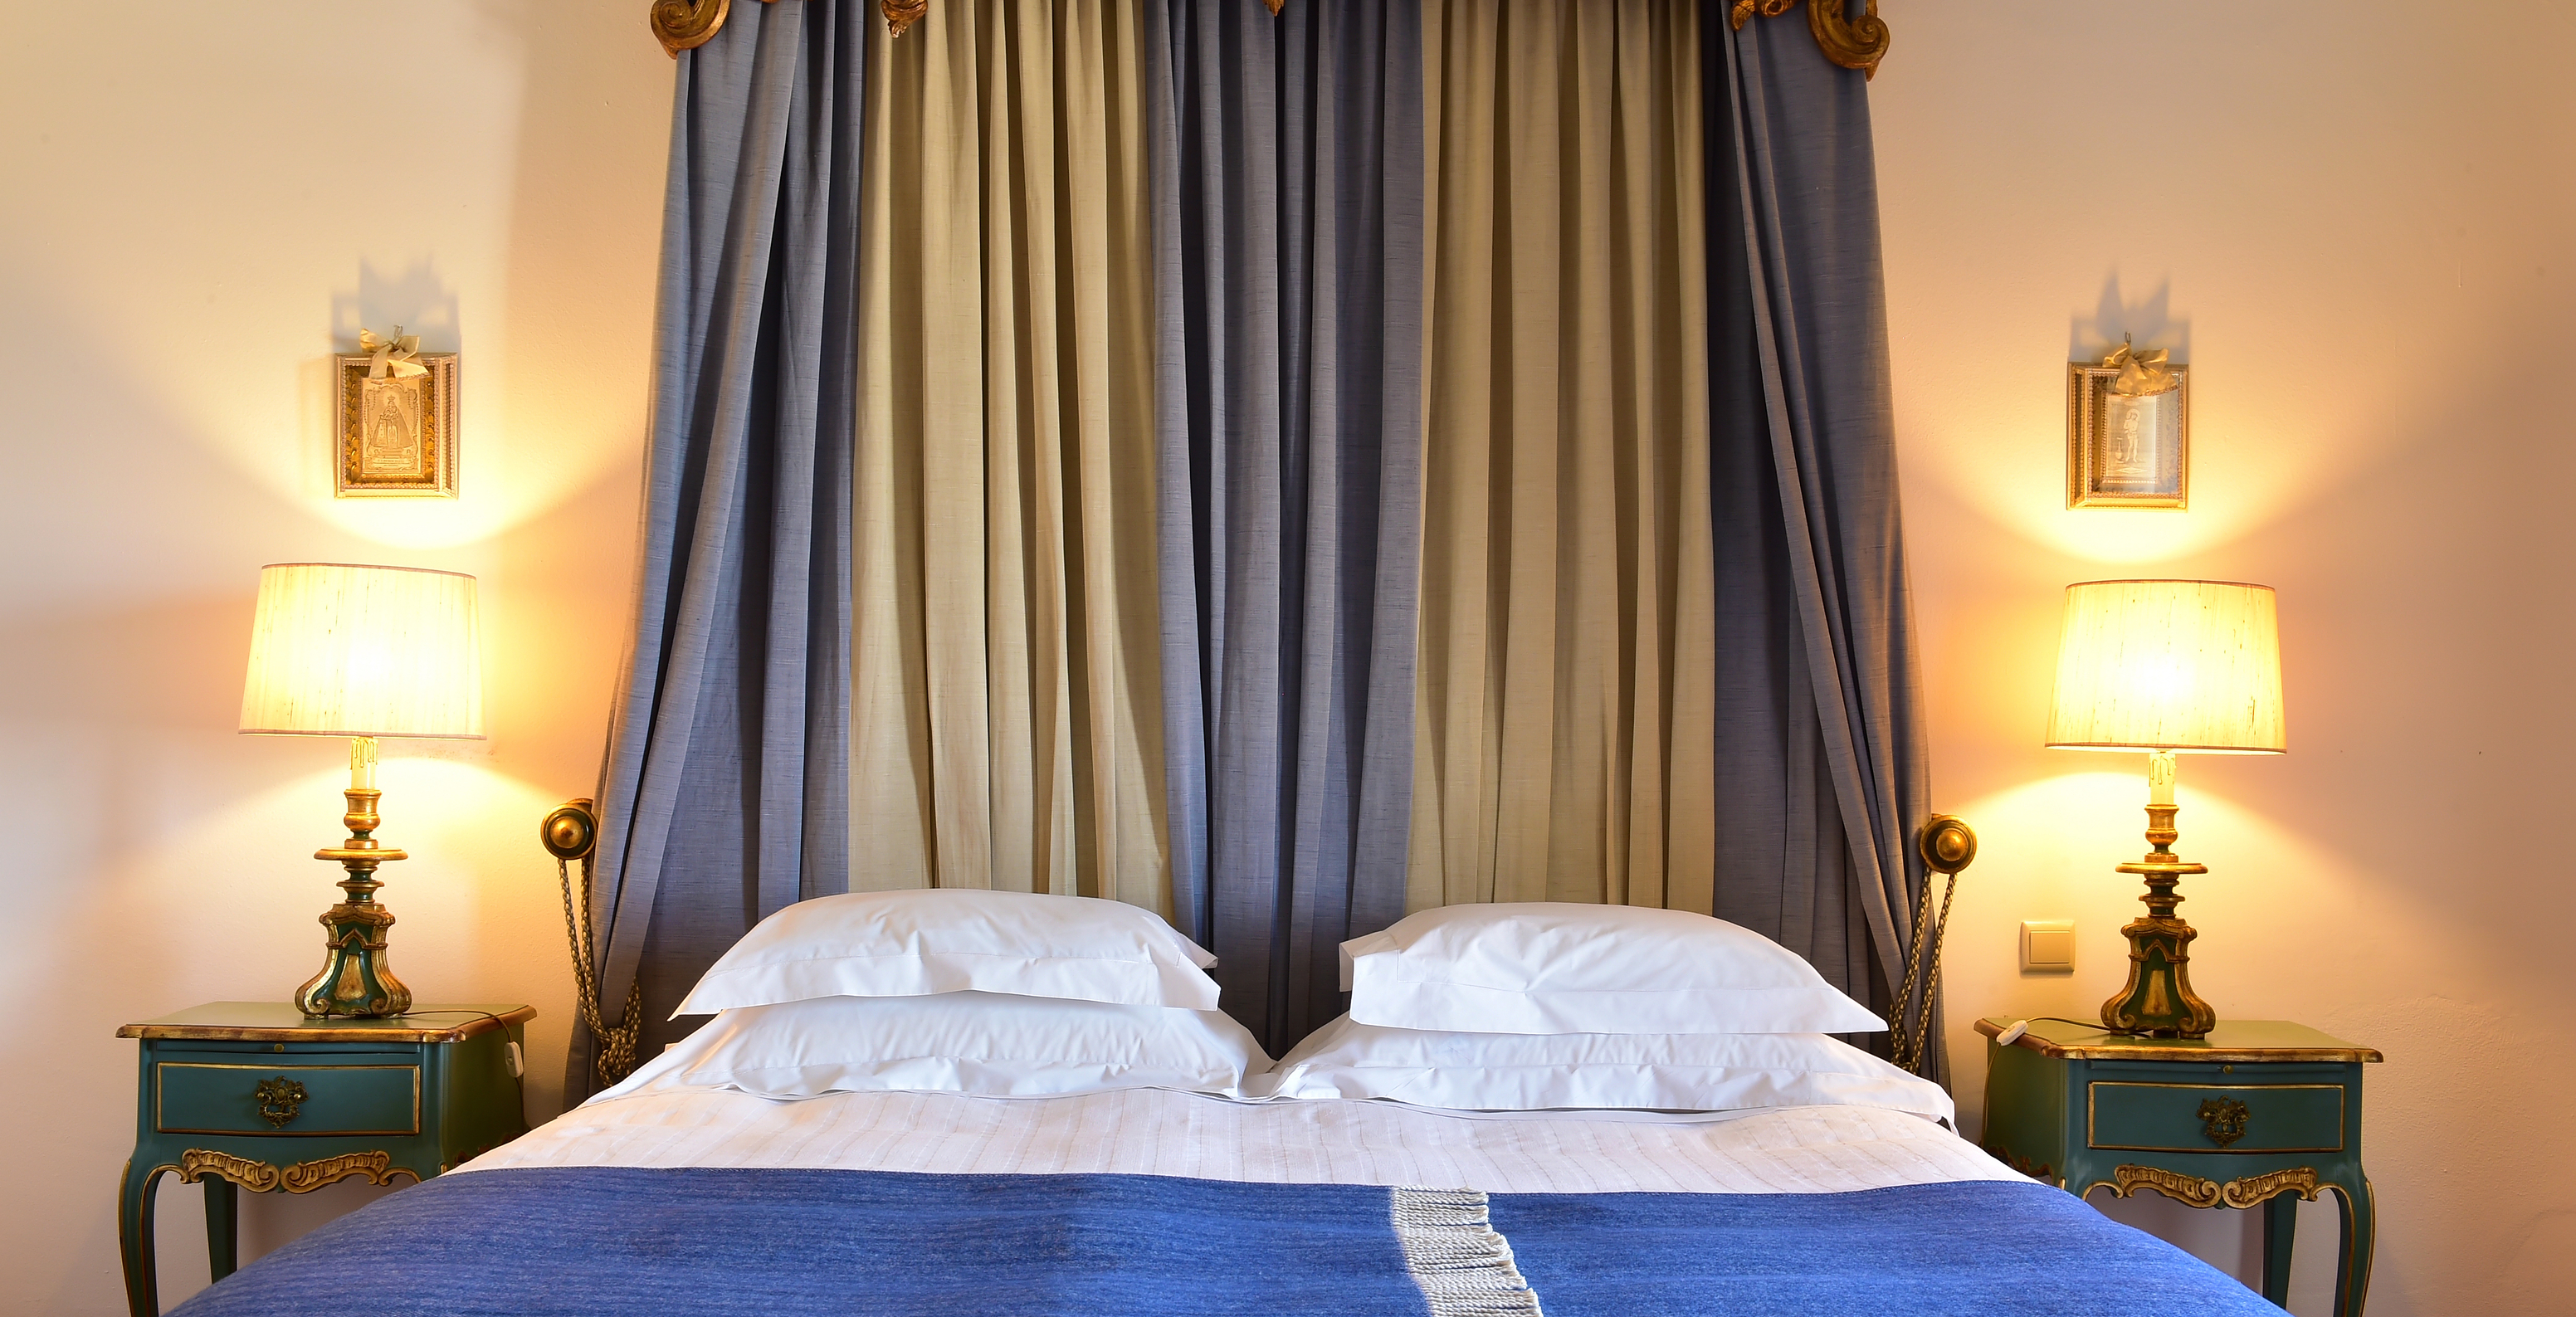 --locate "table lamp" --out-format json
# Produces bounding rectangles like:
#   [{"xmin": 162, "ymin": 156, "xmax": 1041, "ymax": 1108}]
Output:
[
  {"xmin": 2045, "ymin": 580, "xmax": 2286, "ymax": 1038},
  {"xmin": 238, "ymin": 563, "xmax": 485, "ymax": 1017}
]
